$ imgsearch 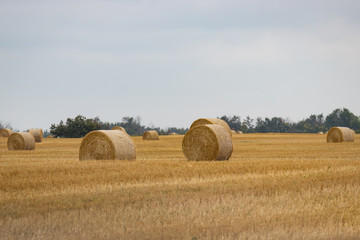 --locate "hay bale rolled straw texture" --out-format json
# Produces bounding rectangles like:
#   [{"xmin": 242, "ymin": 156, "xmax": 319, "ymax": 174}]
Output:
[
  {"xmin": 142, "ymin": 130, "xmax": 159, "ymax": 140},
  {"xmin": 7, "ymin": 132, "xmax": 35, "ymax": 150},
  {"xmin": 112, "ymin": 126, "xmax": 127, "ymax": 133},
  {"xmin": 0, "ymin": 128, "xmax": 13, "ymax": 137},
  {"xmin": 182, "ymin": 124, "xmax": 233, "ymax": 161},
  {"xmin": 79, "ymin": 130, "xmax": 136, "ymax": 161},
  {"xmin": 29, "ymin": 129, "xmax": 43, "ymax": 142},
  {"xmin": 326, "ymin": 127, "xmax": 355, "ymax": 143},
  {"xmin": 190, "ymin": 118, "xmax": 232, "ymax": 137}
]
